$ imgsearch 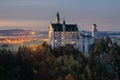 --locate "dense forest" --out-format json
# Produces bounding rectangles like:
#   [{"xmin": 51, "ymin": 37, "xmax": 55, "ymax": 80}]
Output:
[{"xmin": 0, "ymin": 37, "xmax": 120, "ymax": 80}]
